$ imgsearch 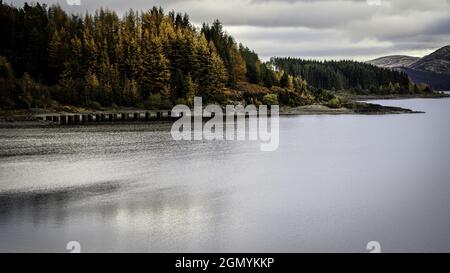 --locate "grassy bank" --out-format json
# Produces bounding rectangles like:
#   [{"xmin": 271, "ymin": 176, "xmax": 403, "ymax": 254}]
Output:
[{"xmin": 337, "ymin": 91, "xmax": 450, "ymax": 101}]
